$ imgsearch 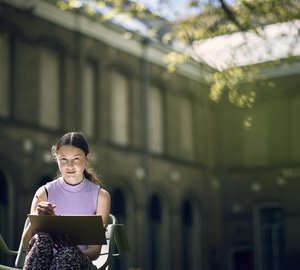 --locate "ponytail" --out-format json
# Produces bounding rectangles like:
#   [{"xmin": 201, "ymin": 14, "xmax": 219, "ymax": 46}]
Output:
[{"xmin": 83, "ymin": 167, "xmax": 103, "ymax": 187}]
